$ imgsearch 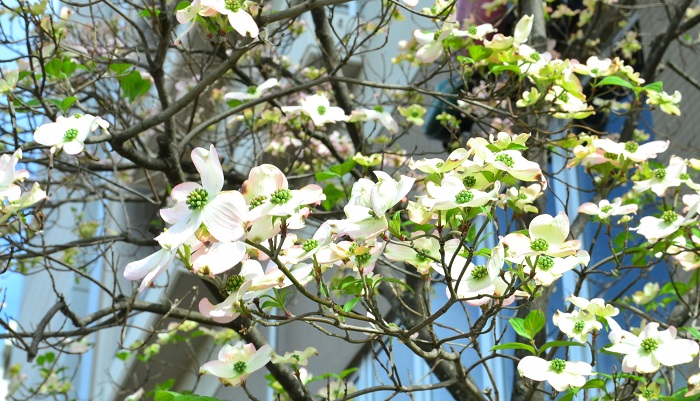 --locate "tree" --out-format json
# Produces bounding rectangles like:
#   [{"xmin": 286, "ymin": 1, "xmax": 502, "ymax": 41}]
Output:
[{"xmin": 0, "ymin": 0, "xmax": 699, "ymax": 400}]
